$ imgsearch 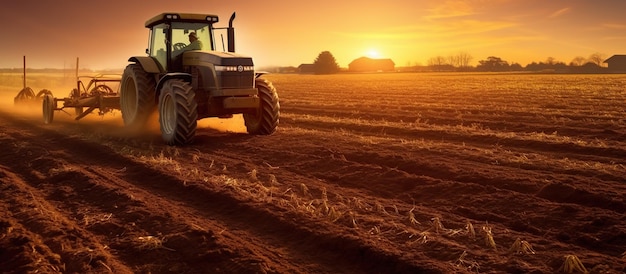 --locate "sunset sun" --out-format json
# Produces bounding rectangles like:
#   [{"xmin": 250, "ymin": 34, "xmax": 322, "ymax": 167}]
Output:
[{"xmin": 366, "ymin": 49, "xmax": 380, "ymax": 58}]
